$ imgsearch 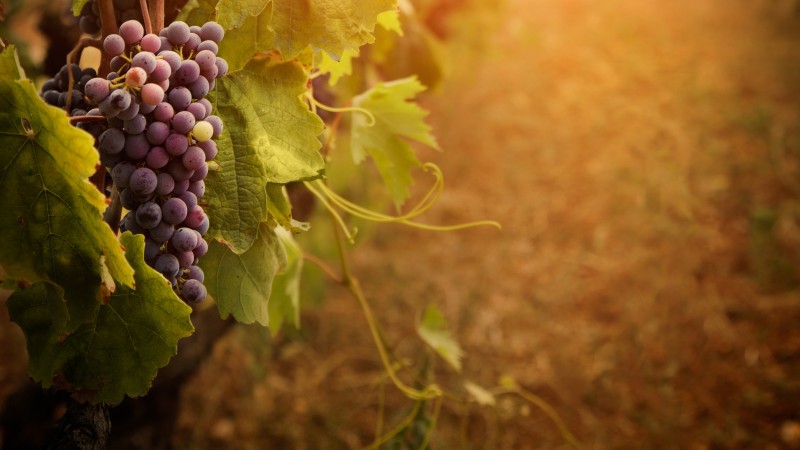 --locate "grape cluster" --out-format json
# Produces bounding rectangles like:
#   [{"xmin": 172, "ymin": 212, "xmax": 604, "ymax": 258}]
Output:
[
  {"xmin": 77, "ymin": 0, "xmax": 144, "ymax": 36},
  {"xmin": 39, "ymin": 64, "xmax": 109, "ymax": 146},
  {"xmin": 82, "ymin": 19, "xmax": 228, "ymax": 303}
]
